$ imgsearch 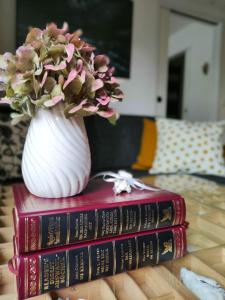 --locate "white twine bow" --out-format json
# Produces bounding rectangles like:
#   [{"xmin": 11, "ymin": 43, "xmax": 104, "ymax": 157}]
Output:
[{"xmin": 91, "ymin": 170, "xmax": 159, "ymax": 194}]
